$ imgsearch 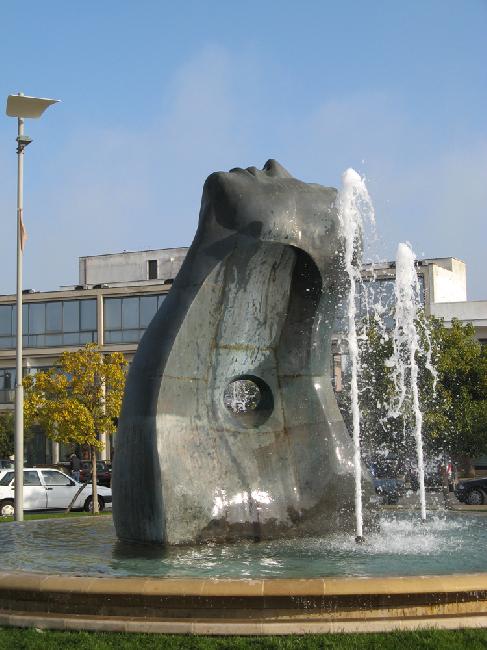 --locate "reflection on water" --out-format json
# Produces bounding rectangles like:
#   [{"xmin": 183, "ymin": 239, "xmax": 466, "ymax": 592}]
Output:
[{"xmin": 1, "ymin": 513, "xmax": 485, "ymax": 578}]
